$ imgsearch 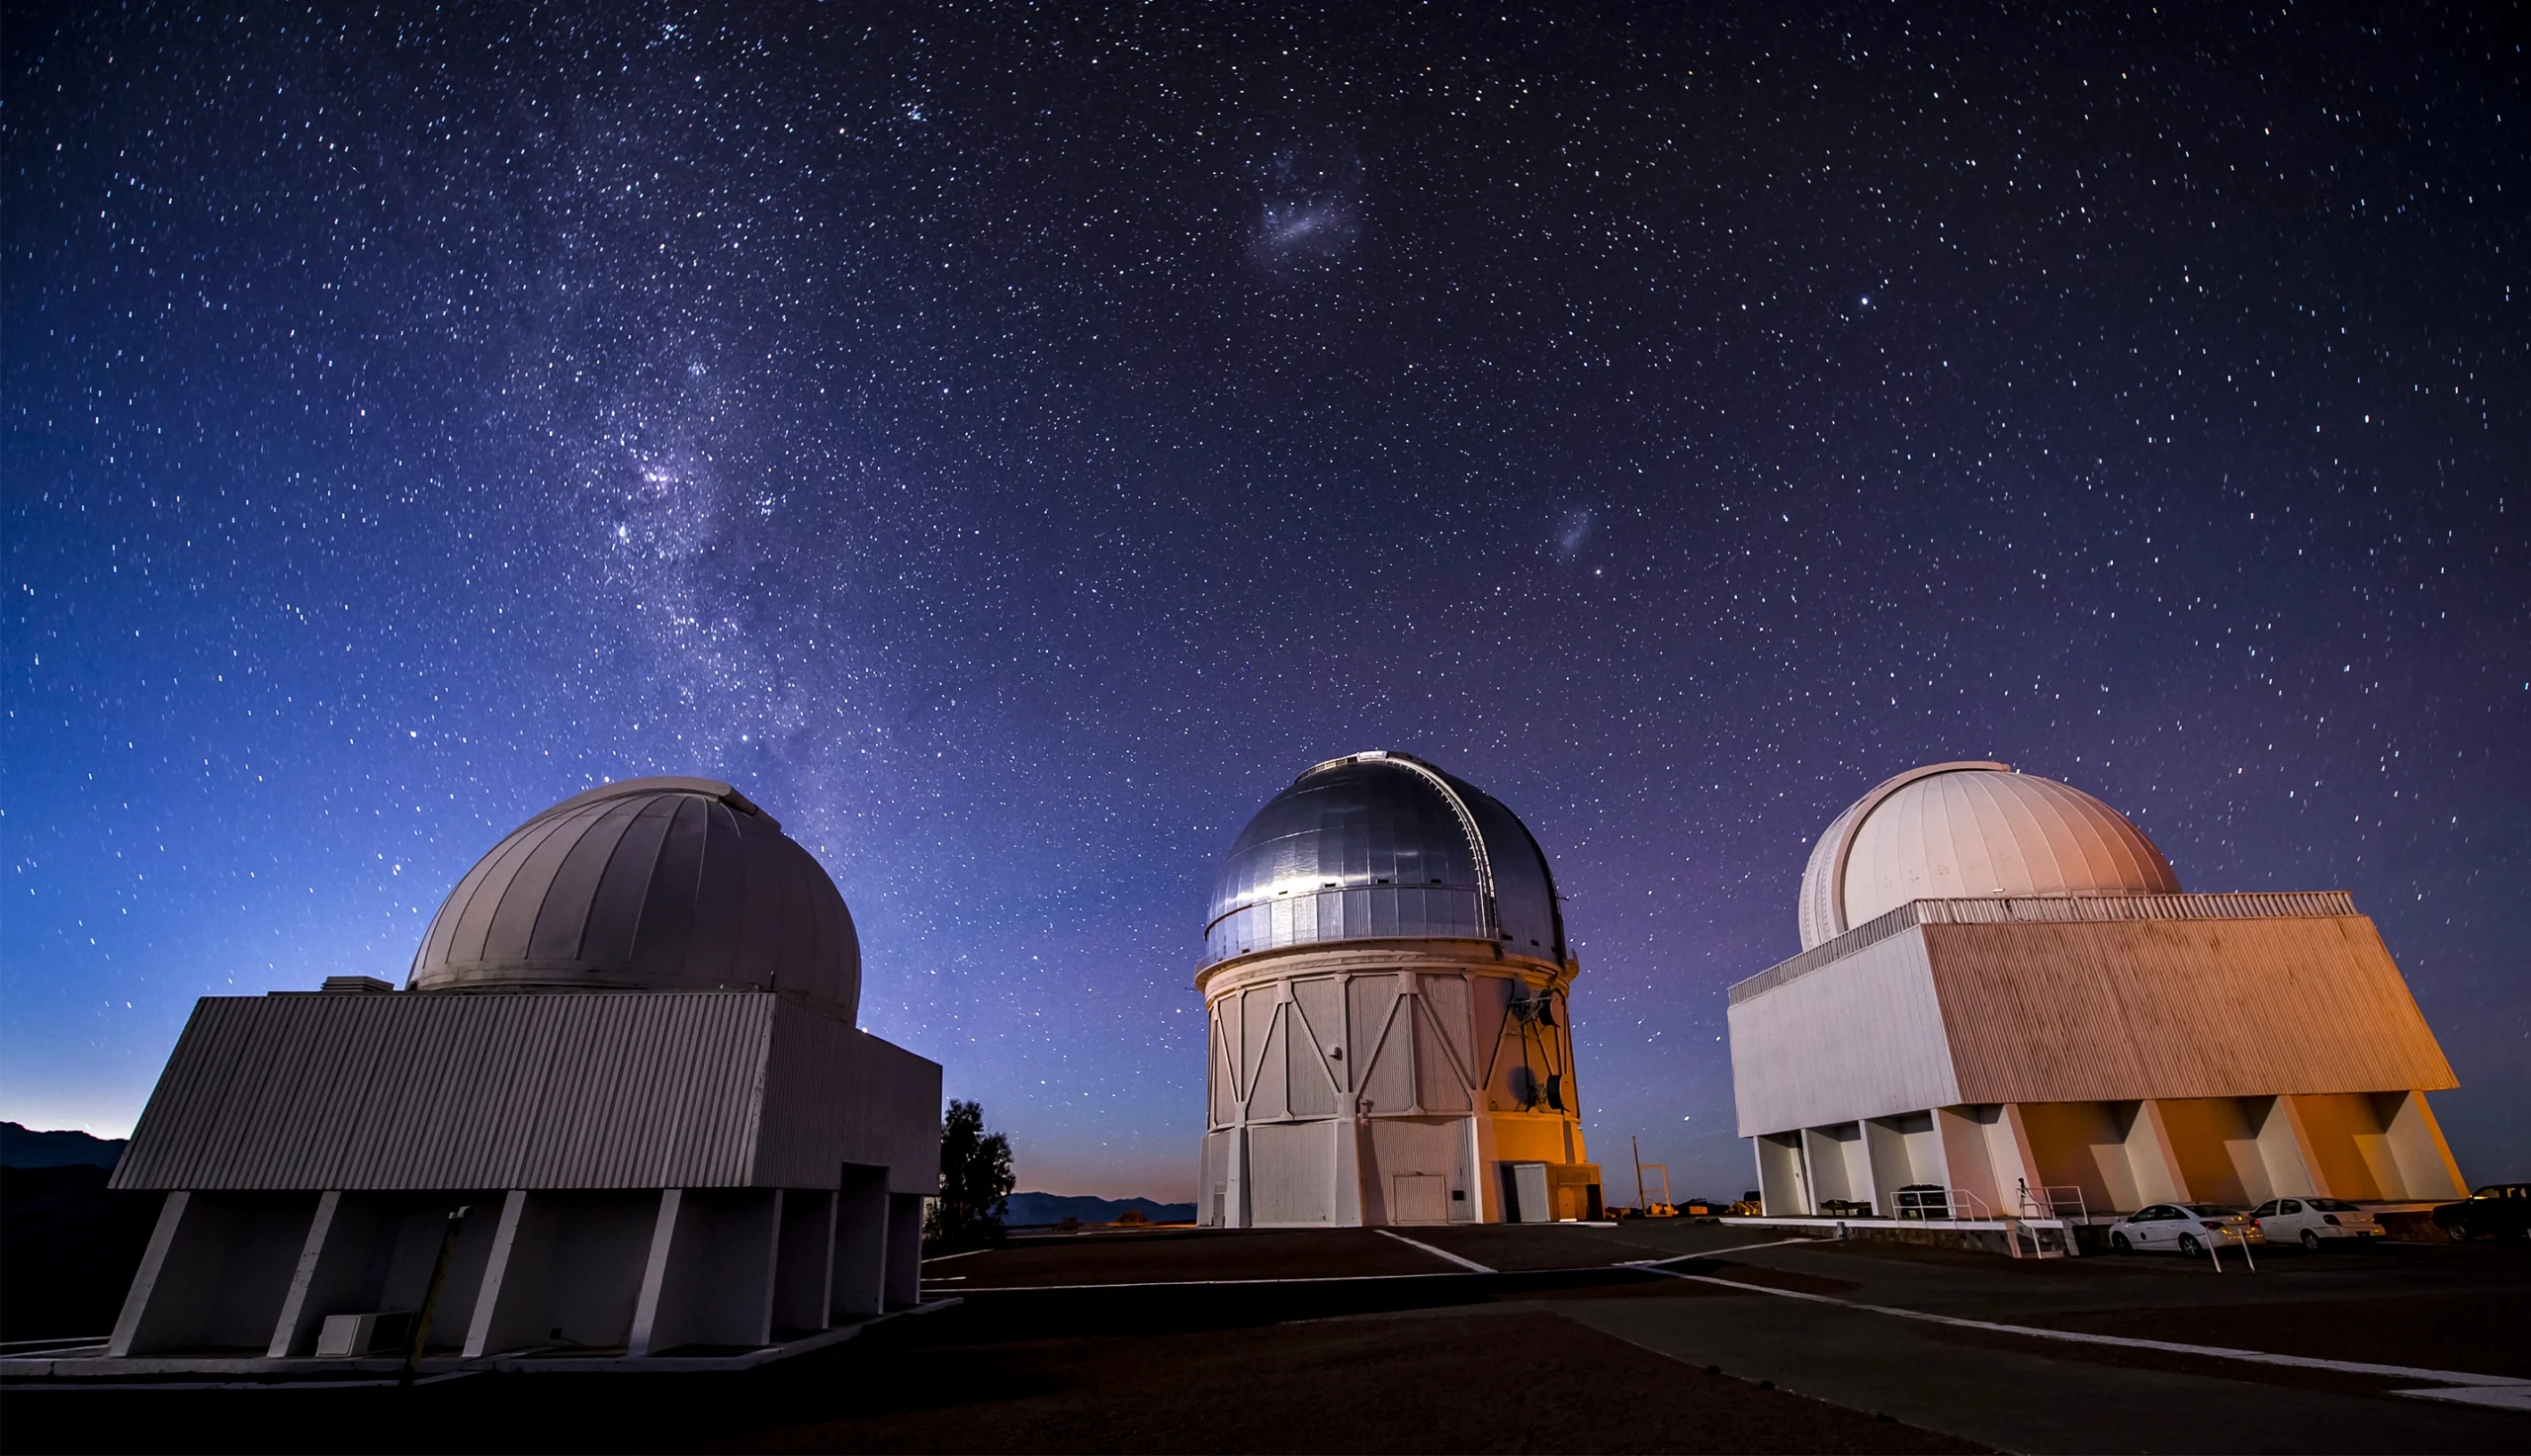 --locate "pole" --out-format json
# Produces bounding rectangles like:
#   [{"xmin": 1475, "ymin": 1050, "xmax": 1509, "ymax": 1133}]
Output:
[
  {"xmin": 1632, "ymin": 1136, "xmax": 1645, "ymax": 1216},
  {"xmin": 402, "ymin": 1204, "xmax": 473, "ymax": 1384}
]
